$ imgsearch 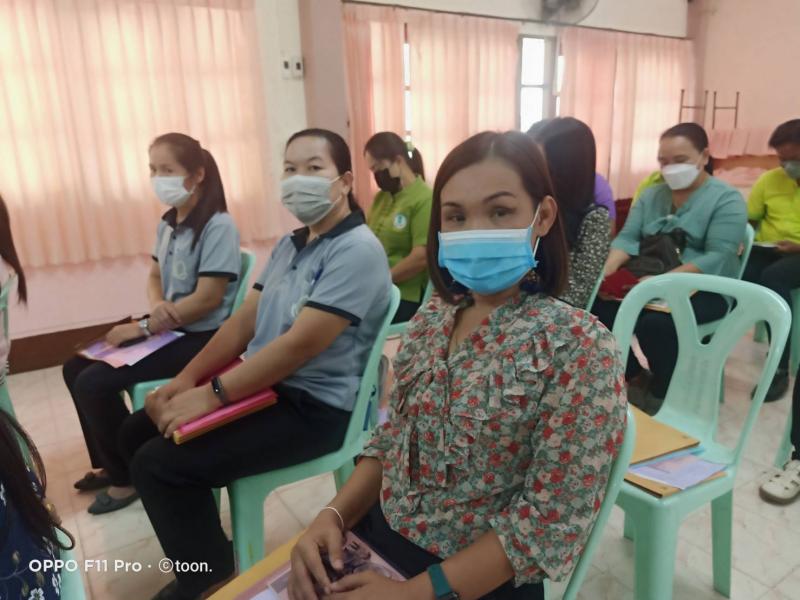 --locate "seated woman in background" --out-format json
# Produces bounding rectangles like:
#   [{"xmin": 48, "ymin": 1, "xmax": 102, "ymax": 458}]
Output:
[
  {"xmin": 287, "ymin": 131, "xmax": 626, "ymax": 600},
  {"xmin": 1, "ymin": 410, "xmax": 74, "ymax": 600},
  {"xmin": 63, "ymin": 133, "xmax": 241, "ymax": 515},
  {"xmin": 365, "ymin": 132, "xmax": 432, "ymax": 323},
  {"xmin": 0, "ymin": 195, "xmax": 27, "ymax": 380},
  {"xmin": 593, "ymin": 123, "xmax": 746, "ymax": 413},
  {"xmin": 529, "ymin": 117, "xmax": 610, "ymax": 309},
  {"xmin": 742, "ymin": 119, "xmax": 800, "ymax": 402},
  {"xmin": 594, "ymin": 173, "xmax": 617, "ymax": 234},
  {"xmin": 120, "ymin": 129, "xmax": 392, "ymax": 600}
]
